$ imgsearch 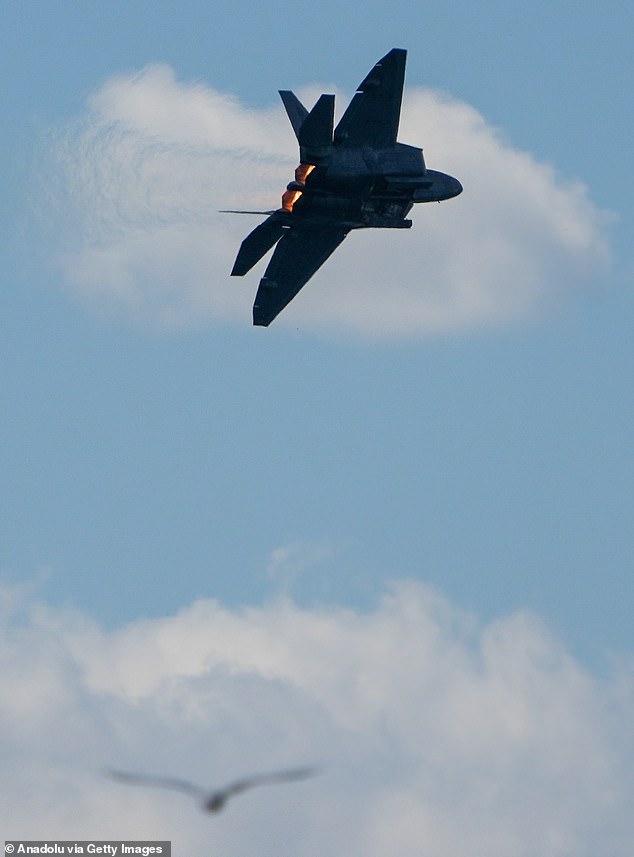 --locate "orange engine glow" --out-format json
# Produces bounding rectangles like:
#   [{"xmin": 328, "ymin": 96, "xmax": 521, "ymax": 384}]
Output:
[
  {"xmin": 281, "ymin": 189, "xmax": 302, "ymax": 211},
  {"xmin": 281, "ymin": 164, "xmax": 316, "ymax": 211},
  {"xmin": 295, "ymin": 163, "xmax": 315, "ymax": 184}
]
